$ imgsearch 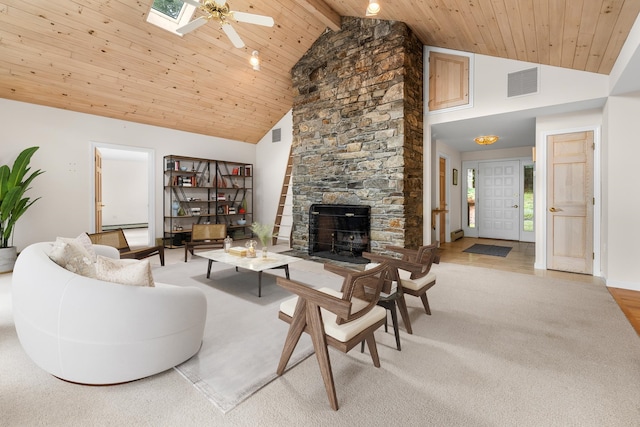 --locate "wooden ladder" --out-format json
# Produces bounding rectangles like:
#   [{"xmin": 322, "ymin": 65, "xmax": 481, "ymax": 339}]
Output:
[{"xmin": 273, "ymin": 147, "xmax": 293, "ymax": 245}]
